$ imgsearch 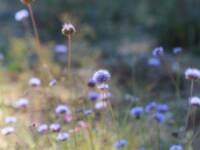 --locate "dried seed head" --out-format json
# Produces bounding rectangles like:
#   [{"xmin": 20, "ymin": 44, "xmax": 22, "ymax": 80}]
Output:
[
  {"xmin": 62, "ymin": 23, "xmax": 76, "ymax": 36},
  {"xmin": 20, "ymin": 0, "xmax": 33, "ymax": 5}
]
